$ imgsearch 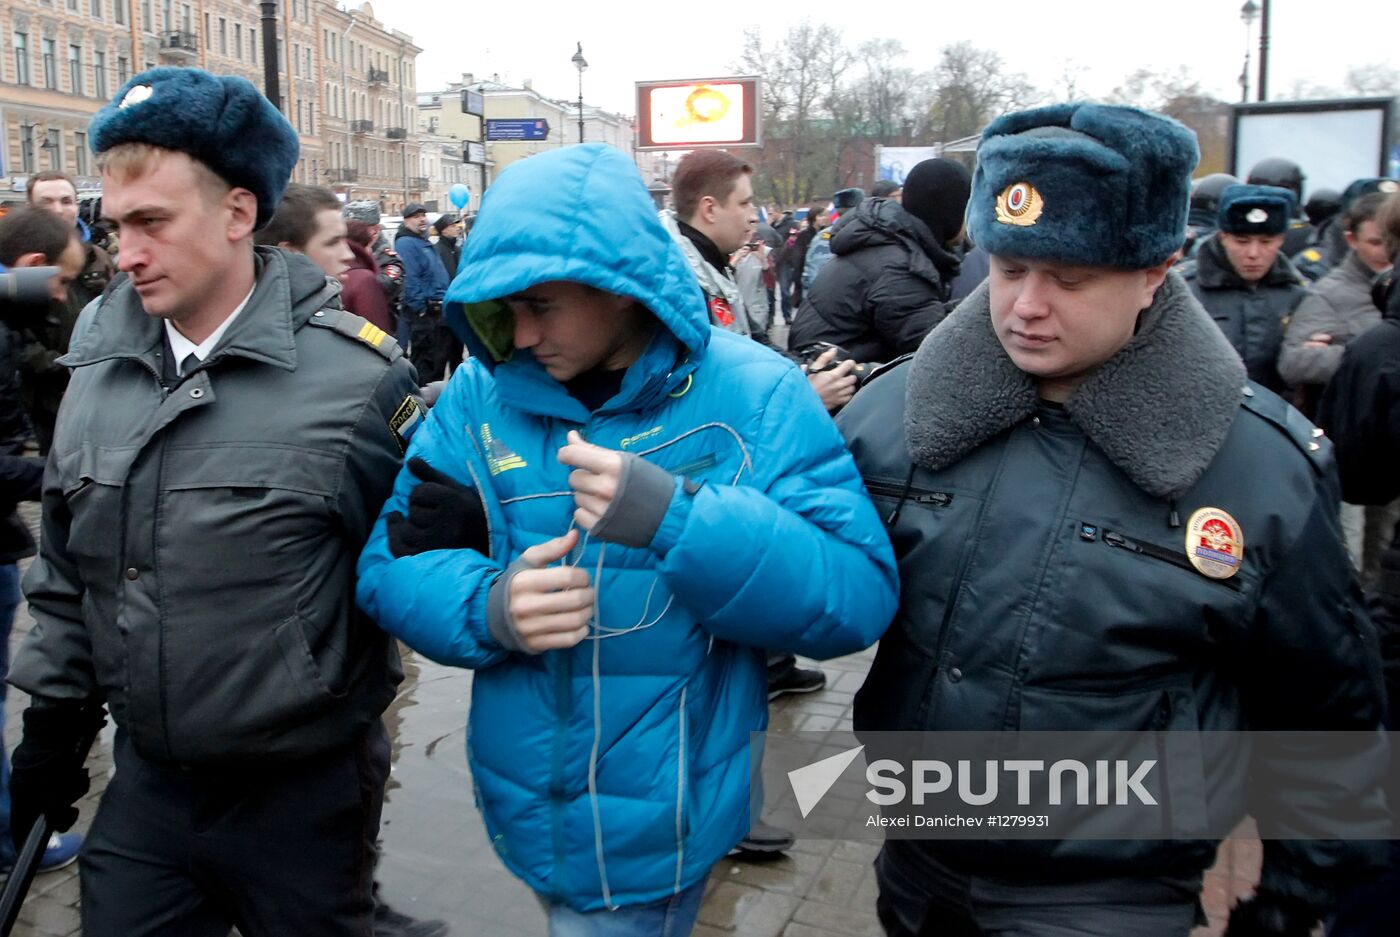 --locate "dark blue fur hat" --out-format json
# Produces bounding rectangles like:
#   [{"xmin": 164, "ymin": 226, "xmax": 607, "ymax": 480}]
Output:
[
  {"xmin": 1217, "ymin": 184, "xmax": 1295, "ymax": 235},
  {"xmin": 968, "ymin": 103, "xmax": 1199, "ymax": 269},
  {"xmin": 90, "ymin": 67, "xmax": 299, "ymax": 230}
]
